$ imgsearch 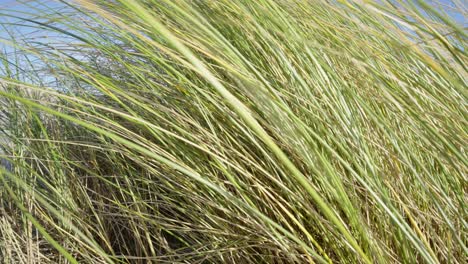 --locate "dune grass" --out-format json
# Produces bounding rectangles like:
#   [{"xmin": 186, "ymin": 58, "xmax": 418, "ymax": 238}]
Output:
[{"xmin": 0, "ymin": 0, "xmax": 466, "ymax": 263}]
